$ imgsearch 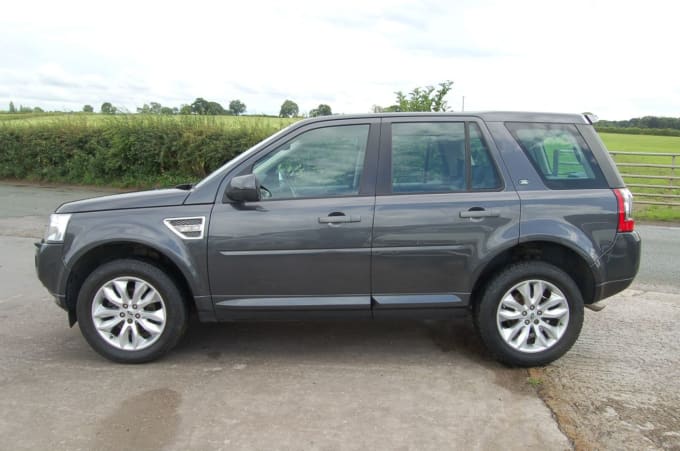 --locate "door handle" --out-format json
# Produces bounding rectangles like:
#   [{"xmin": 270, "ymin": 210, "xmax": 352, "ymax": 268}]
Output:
[
  {"xmin": 318, "ymin": 214, "xmax": 361, "ymax": 224},
  {"xmin": 459, "ymin": 208, "xmax": 500, "ymax": 218}
]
